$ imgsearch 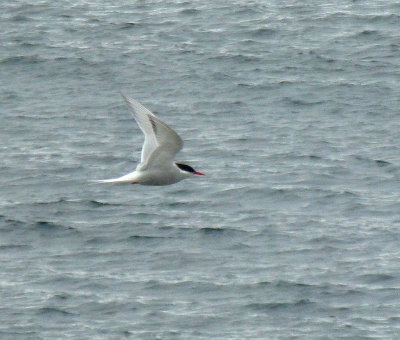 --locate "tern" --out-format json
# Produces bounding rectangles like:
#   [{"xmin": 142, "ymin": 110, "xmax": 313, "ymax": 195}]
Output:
[{"xmin": 95, "ymin": 93, "xmax": 205, "ymax": 186}]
